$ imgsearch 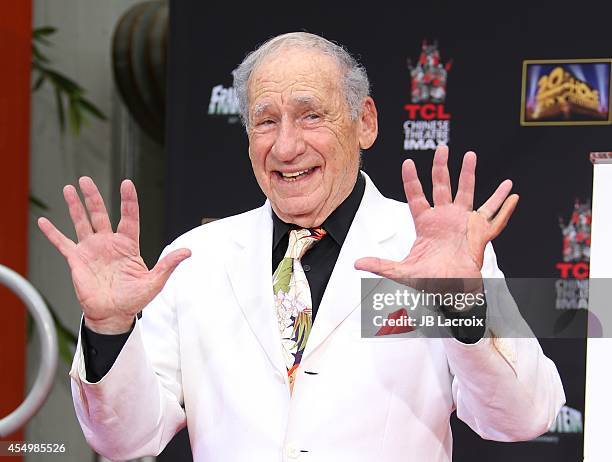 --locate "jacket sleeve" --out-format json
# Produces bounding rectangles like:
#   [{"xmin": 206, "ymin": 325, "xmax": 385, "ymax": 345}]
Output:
[
  {"xmin": 69, "ymin": 246, "xmax": 186, "ymax": 460},
  {"xmin": 81, "ymin": 319, "xmax": 133, "ymax": 382},
  {"xmin": 443, "ymin": 243, "xmax": 566, "ymax": 441}
]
